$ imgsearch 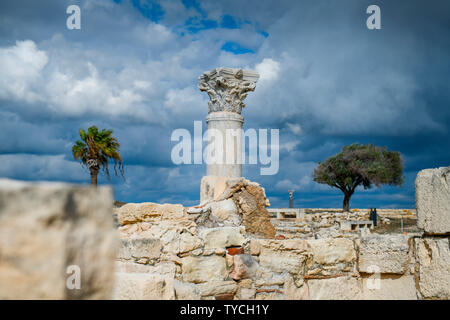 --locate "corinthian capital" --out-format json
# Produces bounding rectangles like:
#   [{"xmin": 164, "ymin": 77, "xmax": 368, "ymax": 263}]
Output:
[{"xmin": 198, "ymin": 67, "xmax": 259, "ymax": 114}]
